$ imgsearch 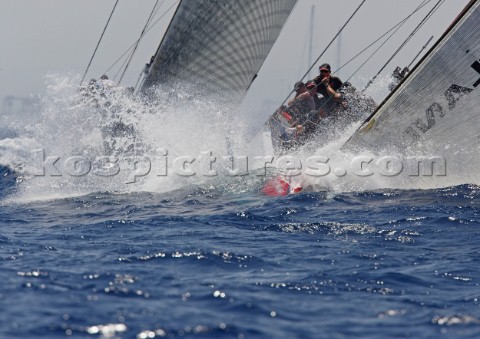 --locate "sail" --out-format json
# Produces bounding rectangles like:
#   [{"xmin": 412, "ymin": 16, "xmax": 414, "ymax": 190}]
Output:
[
  {"xmin": 343, "ymin": 0, "xmax": 480, "ymax": 152},
  {"xmin": 141, "ymin": 0, "xmax": 298, "ymax": 100}
]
